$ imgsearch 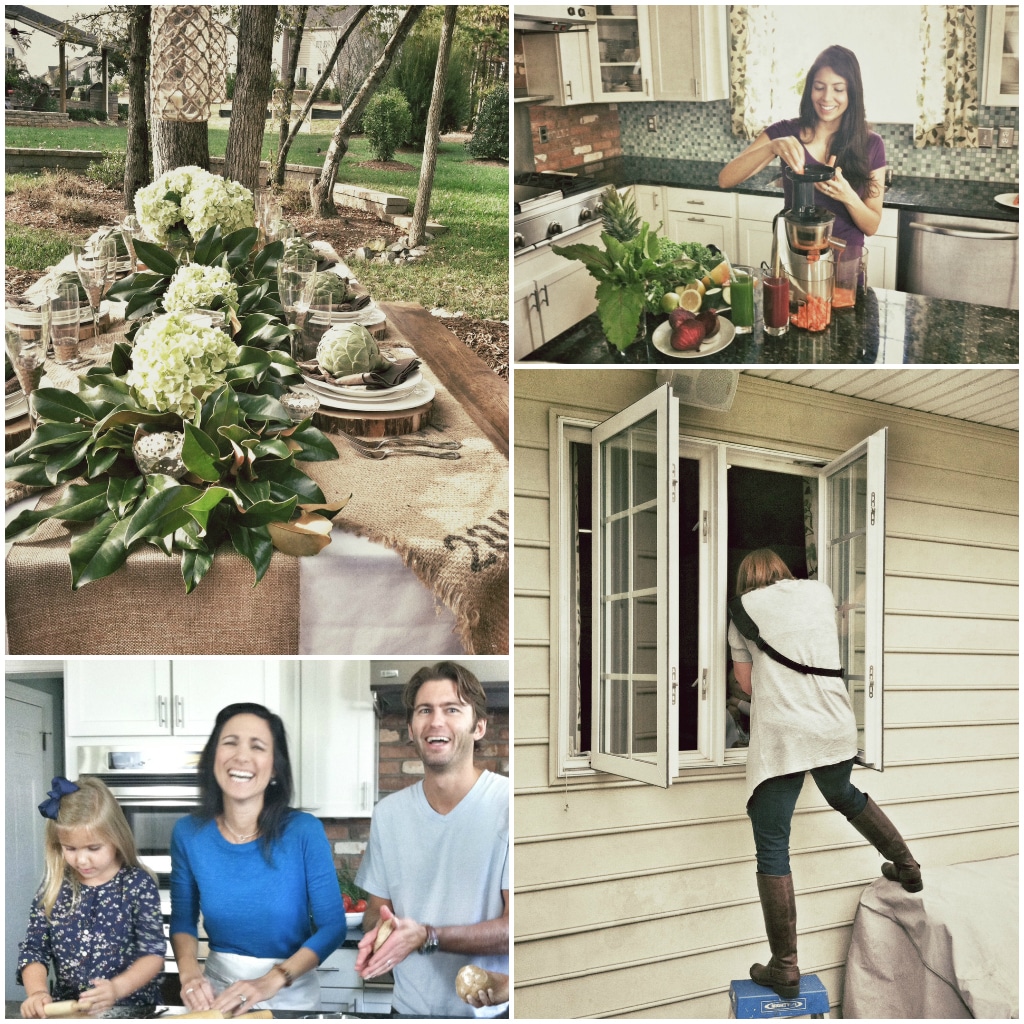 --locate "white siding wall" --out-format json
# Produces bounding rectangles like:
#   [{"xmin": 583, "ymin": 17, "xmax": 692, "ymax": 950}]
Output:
[{"xmin": 513, "ymin": 369, "xmax": 1018, "ymax": 1019}]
